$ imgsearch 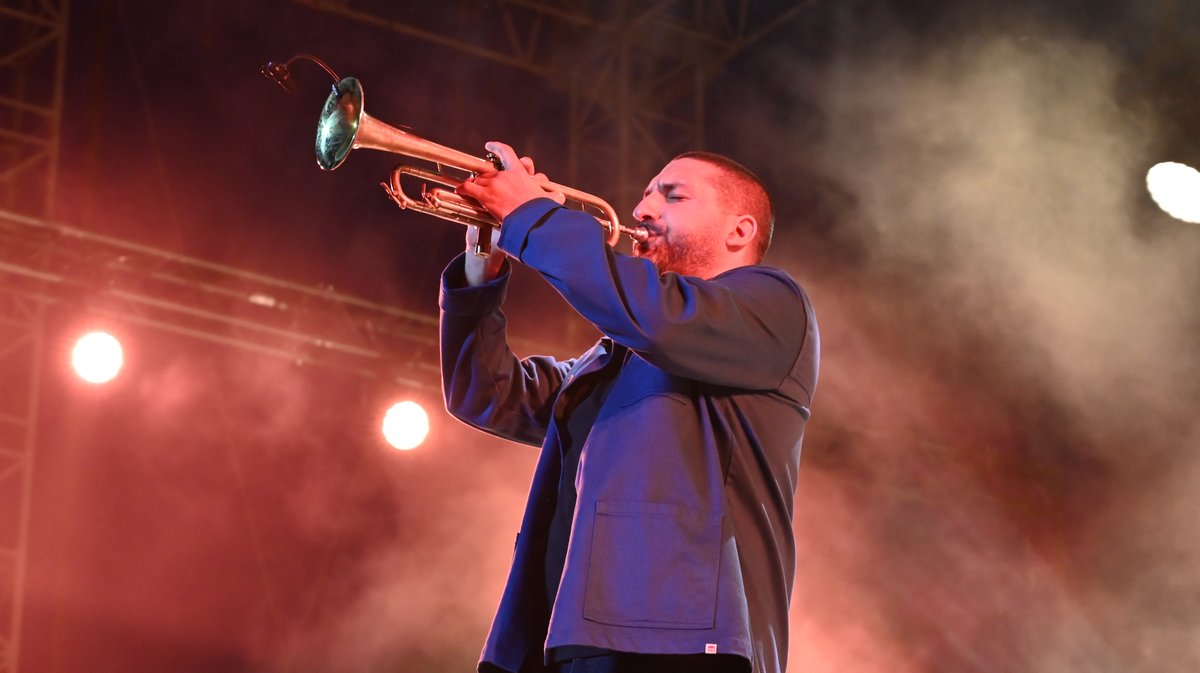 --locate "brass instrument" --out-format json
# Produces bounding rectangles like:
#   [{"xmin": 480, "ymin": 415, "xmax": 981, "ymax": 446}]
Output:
[{"xmin": 306, "ymin": 74, "xmax": 649, "ymax": 255}]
